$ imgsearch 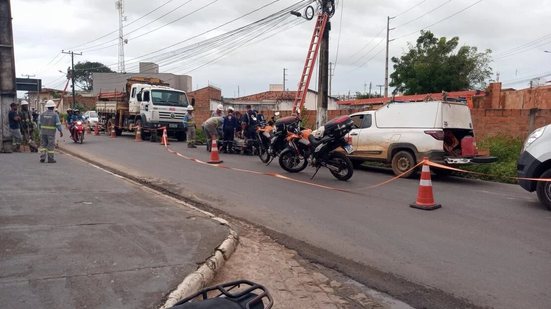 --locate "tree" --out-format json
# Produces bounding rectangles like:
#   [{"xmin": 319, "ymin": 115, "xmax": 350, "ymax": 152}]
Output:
[
  {"xmin": 355, "ymin": 92, "xmax": 382, "ymax": 99},
  {"xmin": 68, "ymin": 61, "xmax": 114, "ymax": 91},
  {"xmin": 389, "ymin": 31, "xmax": 492, "ymax": 95}
]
